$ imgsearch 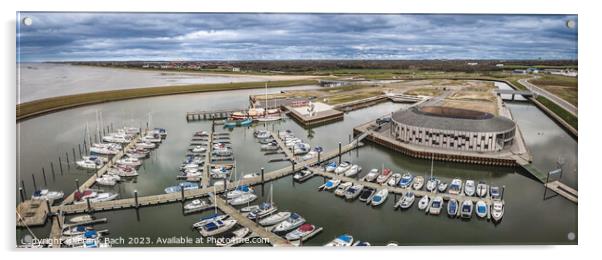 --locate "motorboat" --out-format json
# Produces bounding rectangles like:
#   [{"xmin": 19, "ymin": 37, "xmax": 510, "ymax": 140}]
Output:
[
  {"xmin": 387, "ymin": 173, "xmax": 402, "ymax": 186},
  {"xmin": 464, "ymin": 180, "xmax": 476, "ymax": 196},
  {"xmin": 344, "ymin": 184, "xmax": 364, "ymax": 200},
  {"xmin": 399, "ymin": 192, "xmax": 416, "ymax": 209},
  {"xmin": 190, "ymin": 146, "xmax": 207, "ymax": 153},
  {"xmin": 31, "ymin": 189, "xmax": 64, "ymax": 200},
  {"xmin": 151, "ymin": 128, "xmax": 167, "ymax": 138},
  {"xmin": 259, "ymin": 212, "xmax": 291, "ymax": 226},
  {"xmin": 476, "ymin": 200, "xmax": 488, "ymax": 218},
  {"xmin": 358, "ymin": 187, "xmax": 375, "ymax": 202},
  {"xmin": 194, "ymin": 131, "xmax": 209, "ymax": 137},
  {"xmin": 362, "ymin": 168, "xmax": 379, "ymax": 182},
  {"xmin": 226, "ymin": 185, "xmax": 254, "ymax": 199},
  {"xmin": 92, "ymin": 142, "xmax": 122, "ymax": 150},
  {"xmin": 398, "ymin": 172, "xmax": 414, "ymax": 188},
  {"xmin": 95, "ymin": 176, "xmax": 117, "ymax": 186},
  {"xmin": 184, "ymin": 199, "xmax": 210, "ymax": 211},
  {"xmin": 254, "ymin": 130, "xmax": 272, "ymax": 139},
  {"xmin": 324, "ymin": 161, "xmax": 337, "ymax": 172},
  {"xmin": 198, "ymin": 219, "xmax": 237, "ymax": 237},
  {"xmin": 491, "ymin": 200, "xmax": 505, "ymax": 222},
  {"xmin": 228, "ymin": 193, "xmax": 258, "ymax": 206},
  {"xmin": 428, "ymin": 196, "xmax": 444, "ymax": 215},
  {"xmin": 353, "ymin": 241, "xmax": 371, "ymax": 246},
  {"xmin": 142, "ymin": 135, "xmax": 162, "ymax": 143},
  {"xmin": 426, "ymin": 177, "xmax": 439, "ymax": 192},
  {"xmin": 376, "ymin": 168, "xmax": 393, "ymax": 184},
  {"xmin": 301, "ymin": 147, "xmax": 323, "ymax": 160},
  {"xmin": 448, "ymin": 178, "xmax": 463, "ymax": 195},
  {"xmin": 135, "ymin": 141, "xmax": 156, "ymax": 149},
  {"xmin": 418, "ymin": 195, "xmax": 430, "ymax": 210},
  {"xmin": 490, "ymin": 186, "xmax": 502, "ymax": 200},
  {"xmin": 72, "ymin": 190, "xmax": 98, "ymax": 203},
  {"xmin": 108, "ymin": 165, "xmax": 138, "ymax": 177},
  {"xmin": 103, "ymin": 134, "xmax": 130, "ymax": 144},
  {"xmin": 476, "ymin": 181, "xmax": 489, "ymax": 198},
  {"xmin": 215, "ymin": 227, "xmax": 250, "ymax": 247},
  {"xmin": 278, "ymin": 130, "xmax": 293, "ymax": 139},
  {"xmin": 89, "ymin": 192, "xmax": 119, "ymax": 203},
  {"xmin": 193, "ymin": 214, "xmax": 229, "ymax": 228},
  {"xmin": 223, "ymin": 117, "xmax": 253, "ymax": 128},
  {"xmin": 63, "ymin": 226, "xmax": 90, "ymax": 236},
  {"xmin": 370, "ymin": 189, "xmax": 389, "ymax": 206},
  {"xmin": 116, "ymin": 157, "xmax": 142, "ymax": 167},
  {"xmin": 292, "ymin": 143, "xmax": 311, "ymax": 155},
  {"xmin": 461, "ymin": 200, "xmax": 473, "ymax": 219},
  {"xmin": 212, "ymin": 148, "xmax": 233, "ymax": 157},
  {"xmin": 180, "ymin": 163, "xmax": 201, "ymax": 170},
  {"xmin": 164, "ymin": 182, "xmax": 199, "ymax": 193},
  {"xmin": 324, "ymin": 234, "xmax": 354, "ymax": 246},
  {"xmin": 258, "ymin": 138, "xmax": 274, "ymax": 144},
  {"xmin": 90, "ymin": 146, "xmax": 119, "ymax": 155},
  {"xmin": 412, "ymin": 176, "xmax": 425, "ymax": 190},
  {"xmin": 210, "ymin": 166, "xmax": 232, "ymax": 178},
  {"xmin": 293, "ymin": 169, "xmax": 314, "ymax": 182},
  {"xmin": 447, "ymin": 199, "xmax": 459, "ymax": 217},
  {"xmin": 334, "ymin": 182, "xmax": 353, "ymax": 196},
  {"xmin": 320, "ymin": 179, "xmax": 341, "ymax": 191},
  {"xmin": 343, "ymin": 165, "xmax": 362, "ymax": 177},
  {"xmin": 76, "ymin": 157, "xmax": 104, "ymax": 169},
  {"xmin": 334, "ymin": 161, "xmax": 352, "ymax": 174},
  {"xmin": 63, "ymin": 230, "xmax": 101, "ymax": 247},
  {"xmin": 273, "ymin": 213, "xmax": 306, "ymax": 233},
  {"xmin": 242, "ymin": 172, "xmax": 260, "ymax": 179},
  {"xmin": 179, "ymin": 168, "xmax": 202, "ymax": 179},
  {"xmin": 260, "ymin": 141, "xmax": 279, "ymax": 151},
  {"xmin": 285, "ymin": 223, "xmax": 319, "ymax": 241},
  {"xmin": 437, "ymin": 182, "xmax": 448, "ymax": 193},
  {"xmin": 68, "ymin": 214, "xmax": 94, "ymax": 224},
  {"xmin": 247, "ymin": 202, "xmax": 278, "ymax": 220}
]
